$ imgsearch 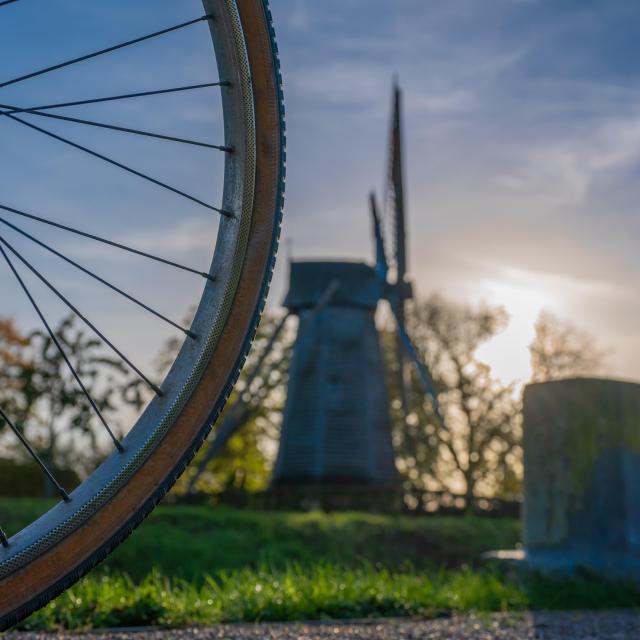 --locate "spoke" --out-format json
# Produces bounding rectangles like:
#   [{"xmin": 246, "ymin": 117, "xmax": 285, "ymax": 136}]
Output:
[
  {"xmin": 3, "ymin": 113, "xmax": 232, "ymax": 217},
  {"xmin": 2, "ymin": 106, "xmax": 232, "ymax": 151},
  {"xmin": 0, "ymin": 204, "xmax": 215, "ymax": 280},
  {"xmin": 0, "ymin": 407, "xmax": 70, "ymax": 503},
  {"xmin": 0, "ymin": 235, "xmax": 163, "ymax": 396},
  {"xmin": 0, "ymin": 15, "xmax": 214, "ymax": 90},
  {"xmin": 0, "ymin": 244, "xmax": 124, "ymax": 452},
  {"xmin": 0, "ymin": 82, "xmax": 229, "ymax": 115},
  {"xmin": 0, "ymin": 526, "xmax": 8, "ymax": 548},
  {"xmin": 0, "ymin": 216, "xmax": 197, "ymax": 339}
]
